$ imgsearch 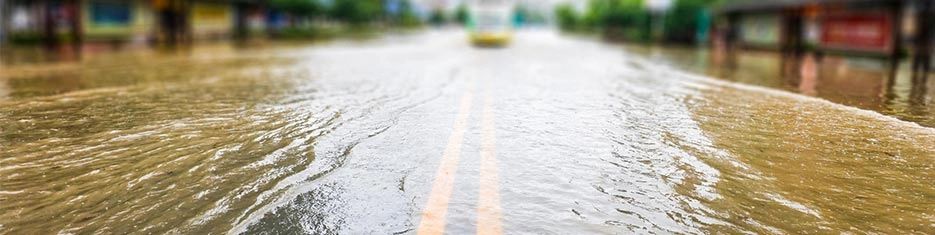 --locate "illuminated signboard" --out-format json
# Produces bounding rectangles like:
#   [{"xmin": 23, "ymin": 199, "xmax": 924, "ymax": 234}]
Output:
[{"xmin": 820, "ymin": 12, "xmax": 892, "ymax": 53}]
